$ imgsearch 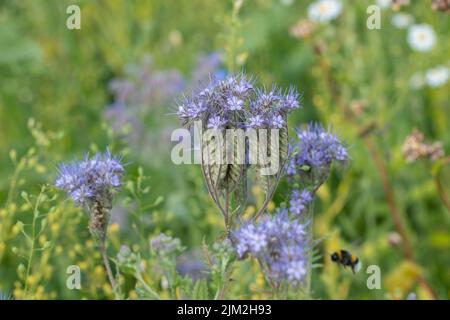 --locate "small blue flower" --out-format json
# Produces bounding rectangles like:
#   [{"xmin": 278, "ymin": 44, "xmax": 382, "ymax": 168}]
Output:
[
  {"xmin": 294, "ymin": 123, "xmax": 348, "ymax": 168},
  {"xmin": 288, "ymin": 123, "xmax": 348, "ymax": 188},
  {"xmin": 232, "ymin": 76, "xmax": 254, "ymax": 99},
  {"xmin": 227, "ymin": 95, "xmax": 244, "ymax": 111},
  {"xmin": 281, "ymin": 87, "xmax": 302, "ymax": 112},
  {"xmin": 247, "ymin": 114, "xmax": 265, "ymax": 128},
  {"xmin": 233, "ymin": 208, "xmax": 309, "ymax": 285},
  {"xmin": 269, "ymin": 114, "xmax": 285, "ymax": 129},
  {"xmin": 234, "ymin": 224, "xmax": 268, "ymax": 258},
  {"xmin": 178, "ymin": 100, "xmax": 208, "ymax": 123},
  {"xmin": 207, "ymin": 115, "xmax": 227, "ymax": 129},
  {"xmin": 285, "ymin": 259, "xmax": 307, "ymax": 282},
  {"xmin": 289, "ymin": 189, "xmax": 314, "ymax": 216},
  {"xmin": 55, "ymin": 150, "xmax": 124, "ymax": 208},
  {"xmin": 177, "ymin": 74, "xmax": 300, "ymax": 130}
]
